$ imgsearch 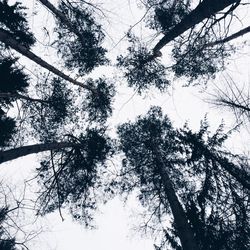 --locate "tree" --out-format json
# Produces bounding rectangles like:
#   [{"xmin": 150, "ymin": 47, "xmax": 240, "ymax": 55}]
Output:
[
  {"xmin": 149, "ymin": 0, "xmax": 241, "ymax": 54},
  {"xmin": 43, "ymin": 0, "xmax": 108, "ymax": 74},
  {"xmin": 117, "ymin": 106, "xmax": 250, "ymax": 250},
  {"xmin": 118, "ymin": 0, "xmax": 248, "ymax": 90},
  {"xmin": 0, "ymin": 0, "xmax": 115, "ymax": 229}
]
